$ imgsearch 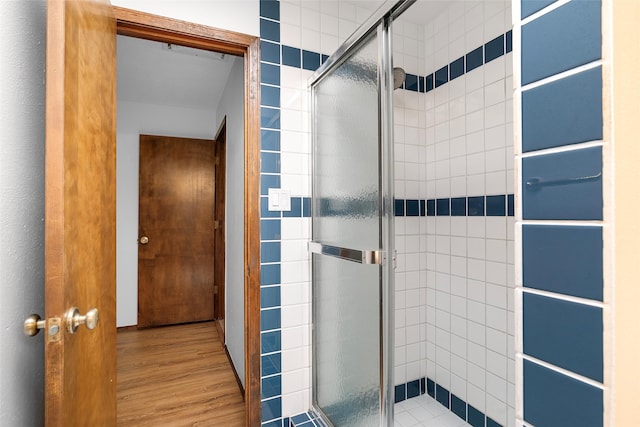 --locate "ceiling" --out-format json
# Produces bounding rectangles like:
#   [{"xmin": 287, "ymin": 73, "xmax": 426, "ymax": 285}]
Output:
[
  {"xmin": 116, "ymin": 1, "xmax": 456, "ymax": 110},
  {"xmin": 117, "ymin": 35, "xmax": 240, "ymax": 111}
]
